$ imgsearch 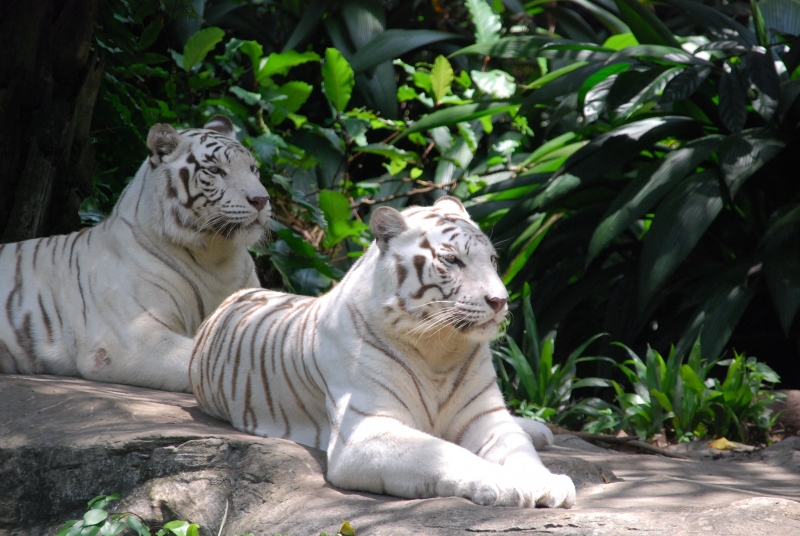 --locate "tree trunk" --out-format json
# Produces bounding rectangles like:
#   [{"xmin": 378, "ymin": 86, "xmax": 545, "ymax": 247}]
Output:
[{"xmin": 0, "ymin": 0, "xmax": 102, "ymax": 244}]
